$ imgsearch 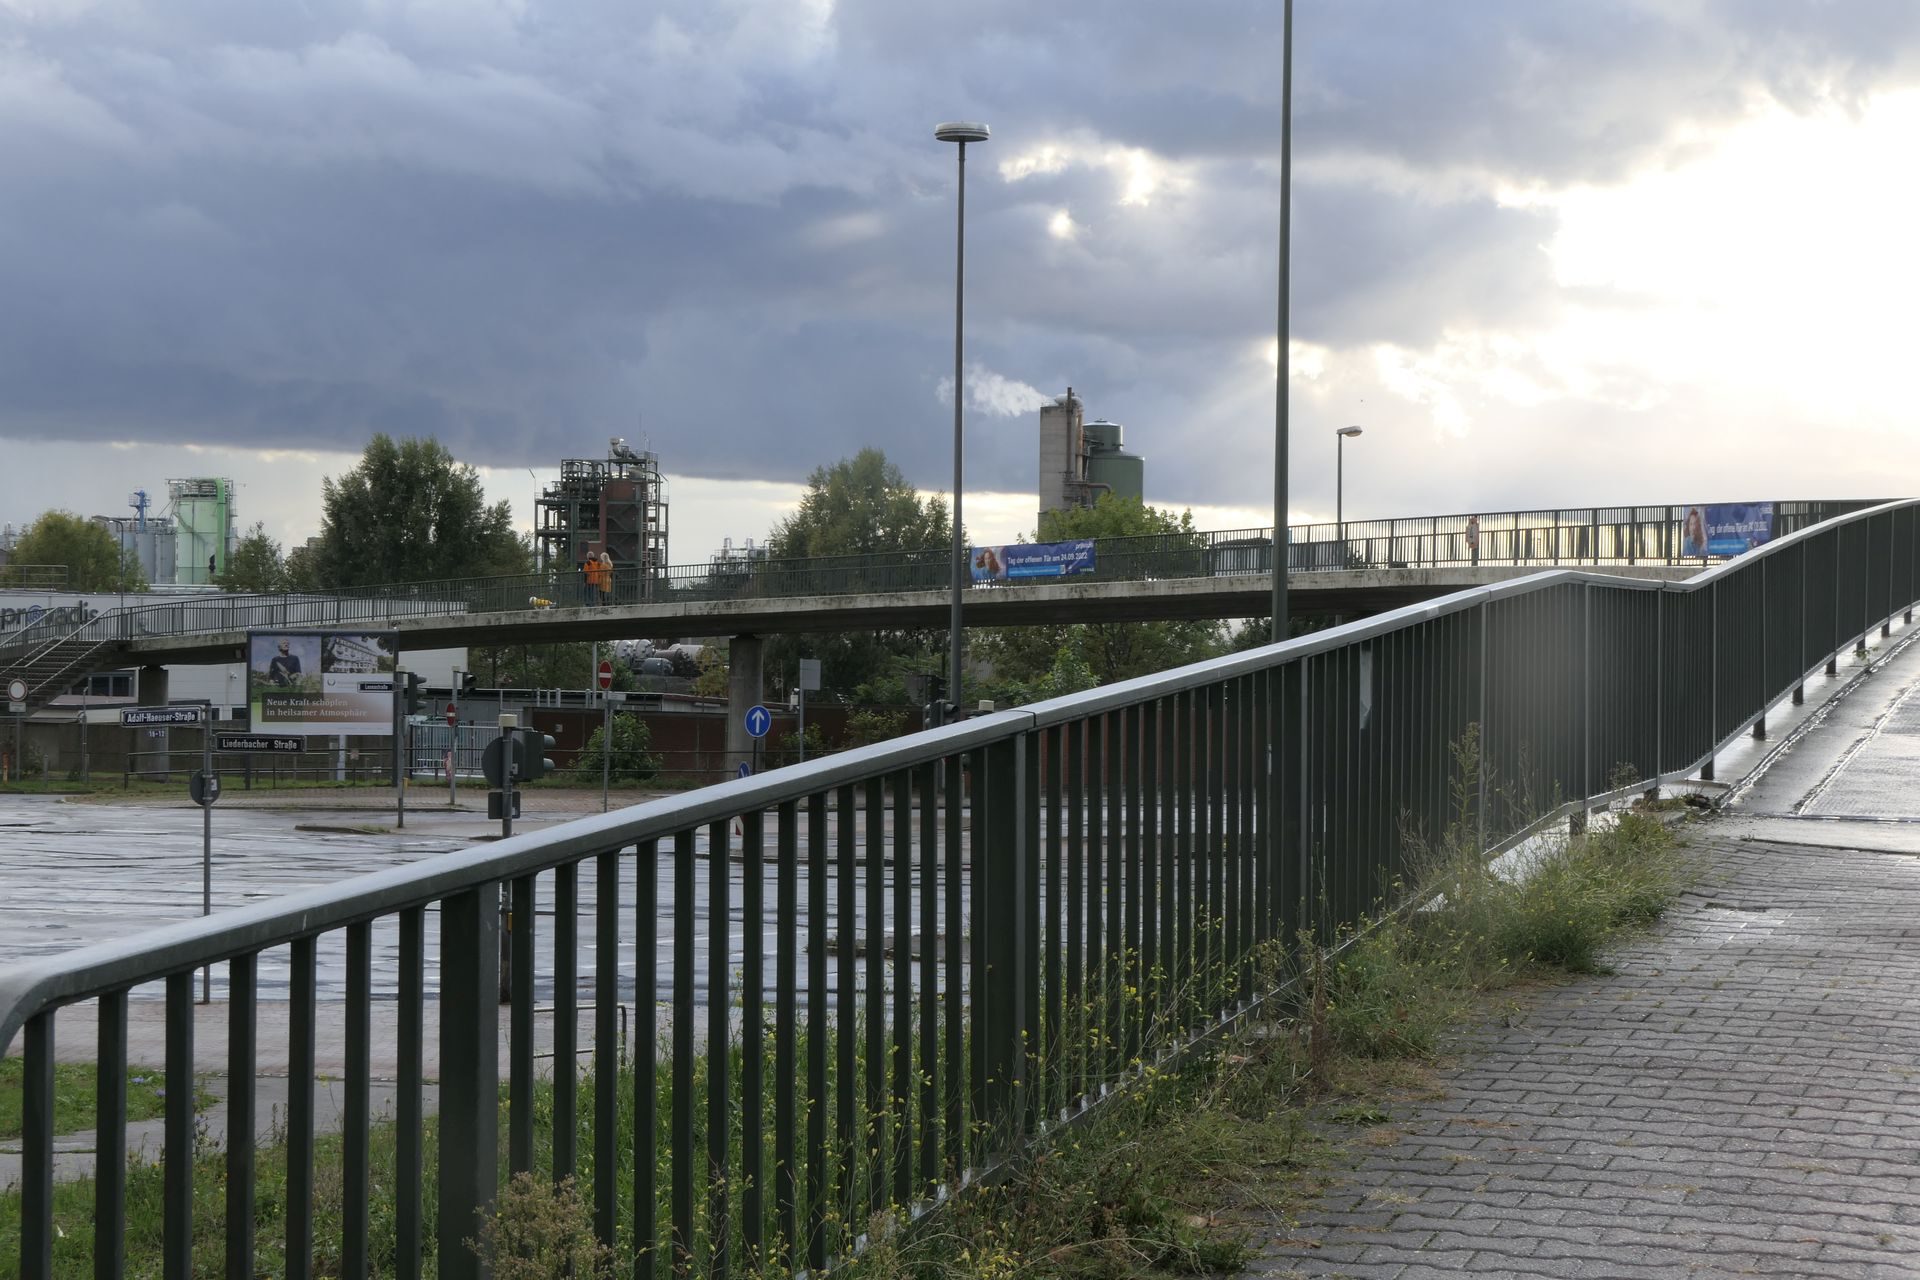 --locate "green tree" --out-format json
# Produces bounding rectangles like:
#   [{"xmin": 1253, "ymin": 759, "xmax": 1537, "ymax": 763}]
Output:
[
  {"xmin": 309, "ymin": 435, "xmax": 529, "ymax": 588},
  {"xmin": 978, "ymin": 495, "xmax": 1225, "ymax": 692},
  {"xmin": 215, "ymin": 522, "xmax": 289, "ymax": 593},
  {"xmin": 768, "ymin": 447, "xmax": 952, "ymax": 558},
  {"xmin": 691, "ymin": 647, "xmax": 729, "ymax": 698},
  {"xmin": 765, "ymin": 449, "xmax": 954, "ymax": 699},
  {"xmin": 2, "ymin": 511, "xmax": 146, "ymax": 591},
  {"xmin": 470, "ymin": 642, "xmax": 602, "ymax": 690},
  {"xmin": 569, "ymin": 714, "xmax": 660, "ymax": 783}
]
